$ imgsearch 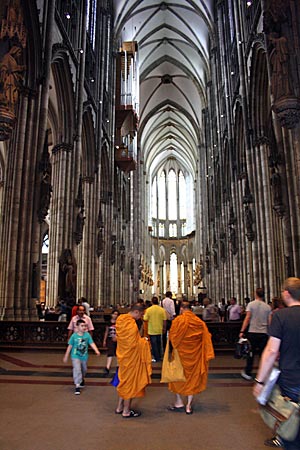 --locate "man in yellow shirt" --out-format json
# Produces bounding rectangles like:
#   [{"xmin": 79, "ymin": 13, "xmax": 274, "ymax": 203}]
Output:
[{"xmin": 143, "ymin": 296, "xmax": 167, "ymax": 362}]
